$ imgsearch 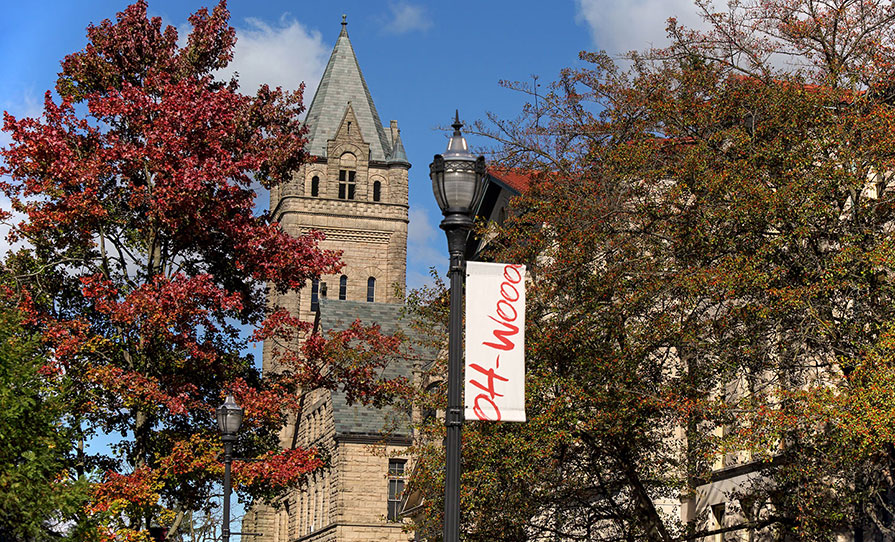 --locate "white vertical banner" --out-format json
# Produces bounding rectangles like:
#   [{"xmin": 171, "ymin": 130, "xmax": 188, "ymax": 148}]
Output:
[{"xmin": 465, "ymin": 261, "xmax": 526, "ymax": 422}]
